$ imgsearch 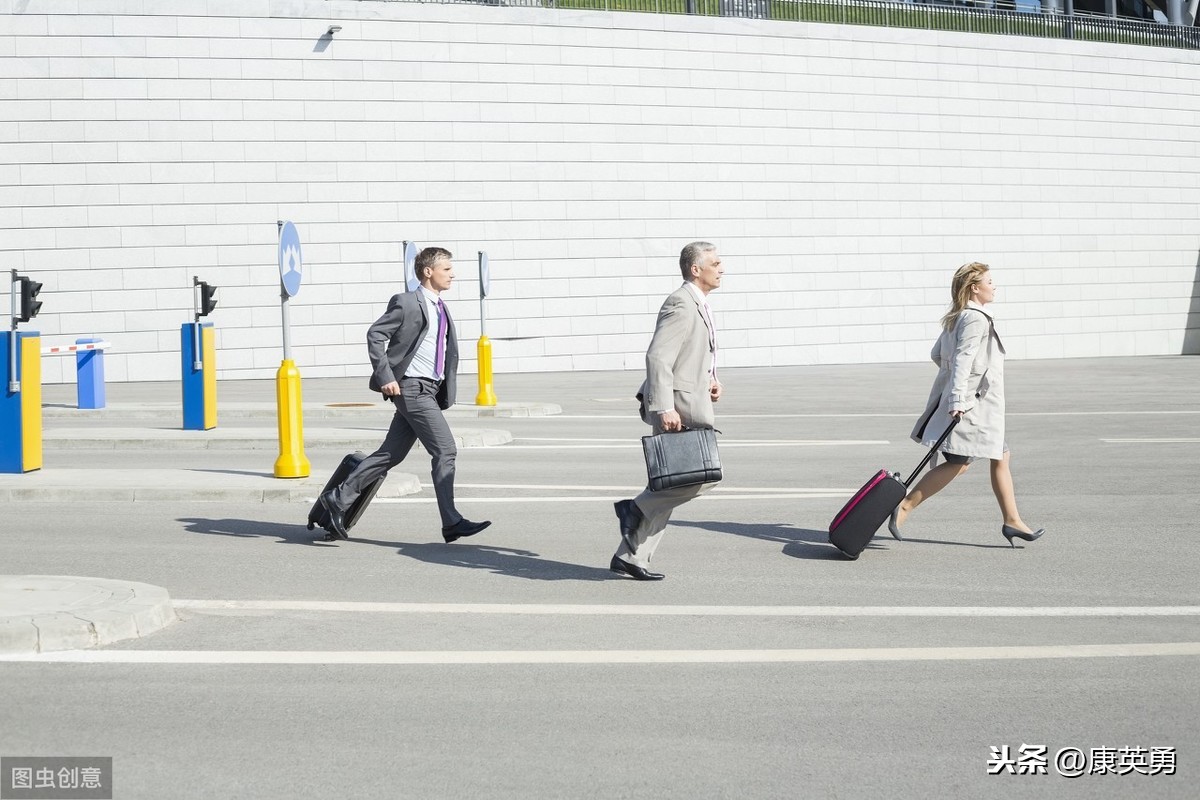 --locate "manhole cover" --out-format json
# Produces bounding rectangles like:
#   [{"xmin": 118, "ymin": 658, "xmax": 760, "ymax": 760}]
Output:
[{"xmin": 325, "ymin": 403, "xmax": 375, "ymax": 408}]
